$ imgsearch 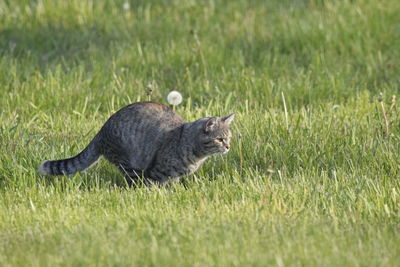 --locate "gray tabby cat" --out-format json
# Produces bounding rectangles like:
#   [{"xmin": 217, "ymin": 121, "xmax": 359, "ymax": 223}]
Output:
[{"xmin": 39, "ymin": 102, "xmax": 234, "ymax": 185}]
